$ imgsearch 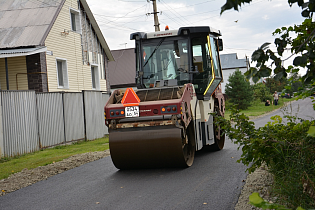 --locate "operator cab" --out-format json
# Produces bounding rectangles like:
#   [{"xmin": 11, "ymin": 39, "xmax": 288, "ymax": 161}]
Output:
[{"xmin": 130, "ymin": 26, "xmax": 223, "ymax": 100}]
